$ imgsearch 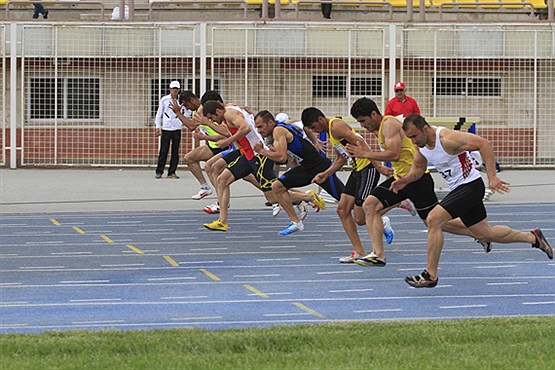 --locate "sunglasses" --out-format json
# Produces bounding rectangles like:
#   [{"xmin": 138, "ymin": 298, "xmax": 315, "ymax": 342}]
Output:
[{"xmin": 395, "ymin": 89, "xmax": 404, "ymax": 92}]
